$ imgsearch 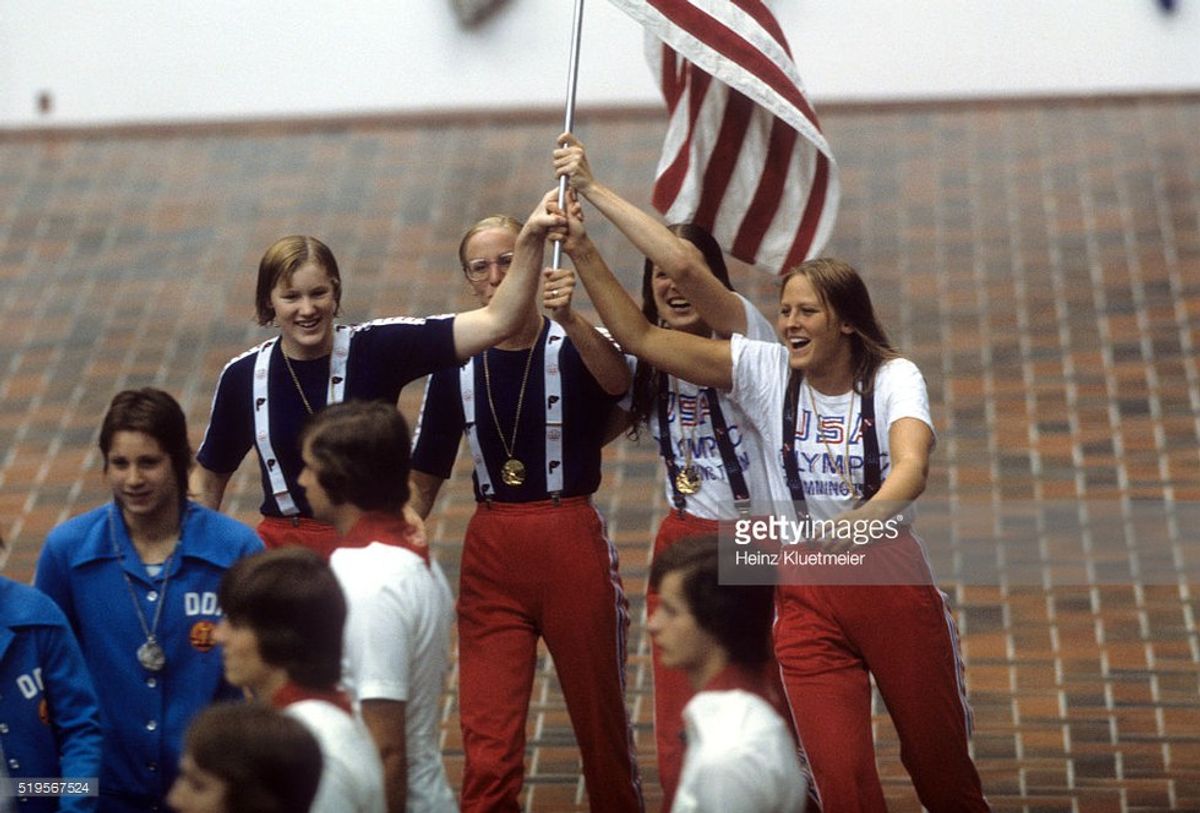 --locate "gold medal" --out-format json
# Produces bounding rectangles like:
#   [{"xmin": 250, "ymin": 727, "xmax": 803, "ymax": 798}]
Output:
[
  {"xmin": 501, "ymin": 458, "xmax": 527, "ymax": 486},
  {"xmin": 675, "ymin": 465, "xmax": 701, "ymax": 495}
]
